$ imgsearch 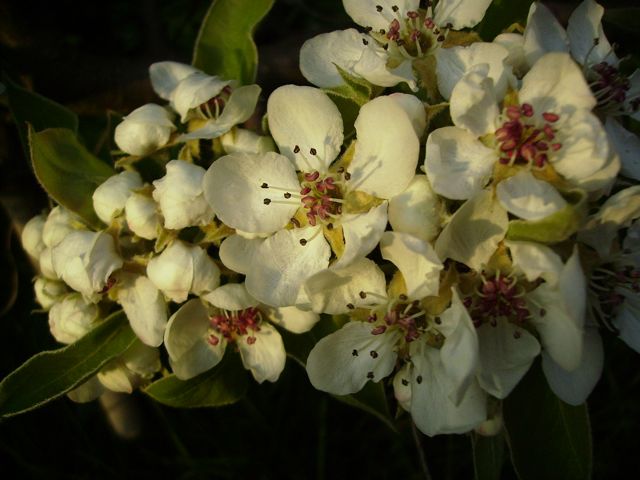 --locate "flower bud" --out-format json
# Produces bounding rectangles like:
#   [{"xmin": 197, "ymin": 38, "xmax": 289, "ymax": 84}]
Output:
[
  {"xmin": 114, "ymin": 104, "xmax": 176, "ymax": 156},
  {"xmin": 52, "ymin": 231, "xmax": 123, "ymax": 298},
  {"xmin": 97, "ymin": 342, "xmax": 160, "ymax": 393},
  {"xmin": 21, "ymin": 214, "xmax": 46, "ymax": 260},
  {"xmin": 48, "ymin": 294, "xmax": 100, "ymax": 344},
  {"xmin": 34, "ymin": 276, "xmax": 67, "ymax": 310},
  {"xmin": 92, "ymin": 171, "xmax": 143, "ymax": 224},
  {"xmin": 171, "ymin": 72, "xmax": 231, "ymax": 122},
  {"xmin": 221, "ymin": 128, "xmax": 275, "ymax": 155},
  {"xmin": 152, "ymin": 160, "xmax": 214, "ymax": 230},
  {"xmin": 42, "ymin": 206, "xmax": 83, "ymax": 248},
  {"xmin": 147, "ymin": 240, "xmax": 220, "ymax": 303},
  {"xmin": 39, "ymin": 247, "xmax": 57, "ymax": 279},
  {"xmin": 124, "ymin": 193, "xmax": 161, "ymax": 240}
]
